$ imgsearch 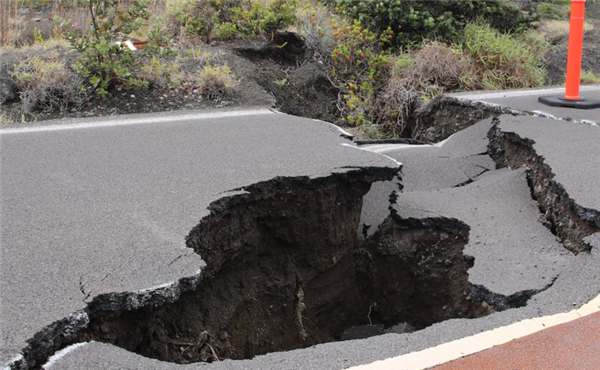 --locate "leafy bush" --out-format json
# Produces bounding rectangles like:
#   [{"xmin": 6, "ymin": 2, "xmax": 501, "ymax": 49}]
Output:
[
  {"xmin": 12, "ymin": 54, "xmax": 87, "ymax": 113},
  {"xmin": 214, "ymin": 0, "xmax": 299, "ymax": 41},
  {"xmin": 463, "ymin": 23, "xmax": 546, "ymax": 89},
  {"xmin": 145, "ymin": 16, "xmax": 177, "ymax": 57},
  {"xmin": 326, "ymin": 19, "xmax": 393, "ymax": 125},
  {"xmin": 333, "ymin": 0, "xmax": 538, "ymax": 46},
  {"xmin": 166, "ymin": 0, "xmax": 211, "ymax": 42},
  {"xmin": 69, "ymin": 0, "xmax": 151, "ymax": 97}
]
